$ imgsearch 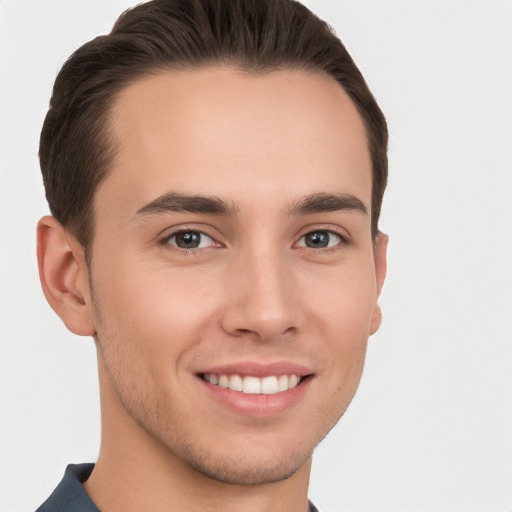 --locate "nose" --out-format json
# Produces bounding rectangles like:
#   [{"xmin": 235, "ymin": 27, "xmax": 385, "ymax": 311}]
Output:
[{"xmin": 220, "ymin": 247, "xmax": 303, "ymax": 342}]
